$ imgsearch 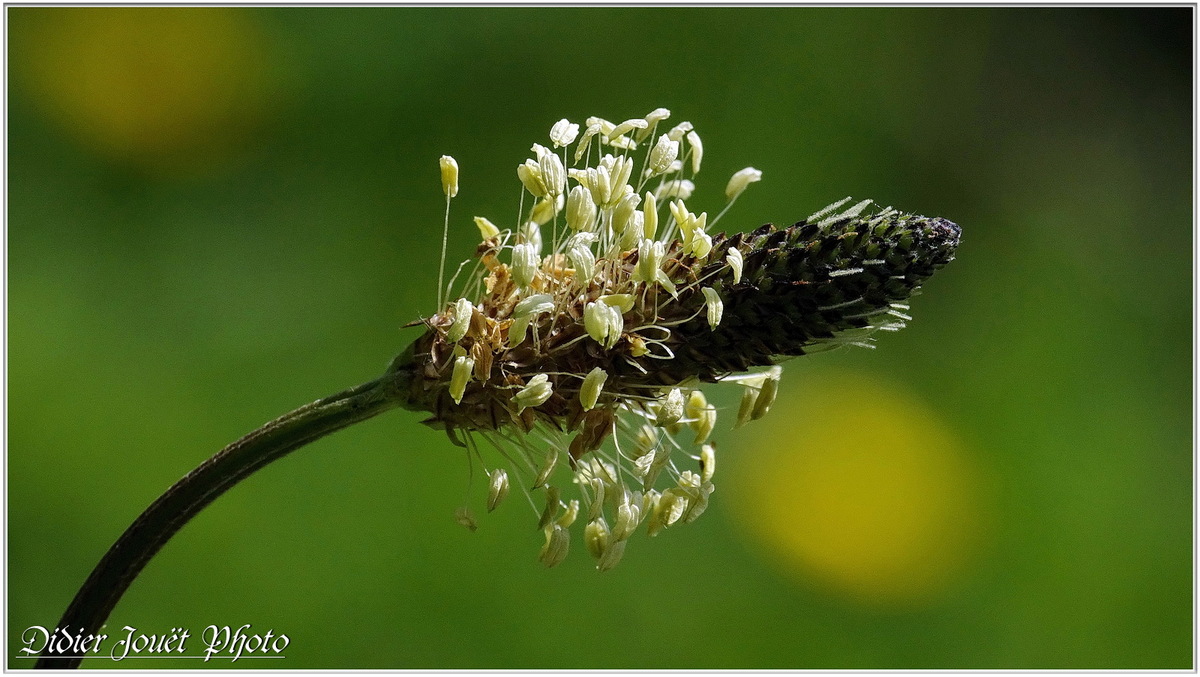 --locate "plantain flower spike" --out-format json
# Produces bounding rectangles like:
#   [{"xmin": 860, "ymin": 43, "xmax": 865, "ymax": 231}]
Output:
[{"xmin": 401, "ymin": 107, "xmax": 960, "ymax": 570}]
